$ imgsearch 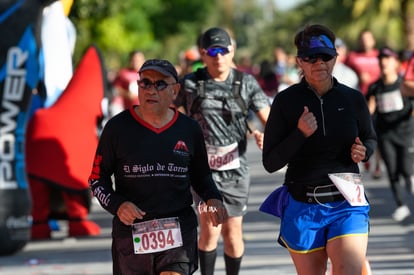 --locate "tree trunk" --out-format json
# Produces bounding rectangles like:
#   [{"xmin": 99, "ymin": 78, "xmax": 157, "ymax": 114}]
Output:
[{"xmin": 402, "ymin": 0, "xmax": 414, "ymax": 50}]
